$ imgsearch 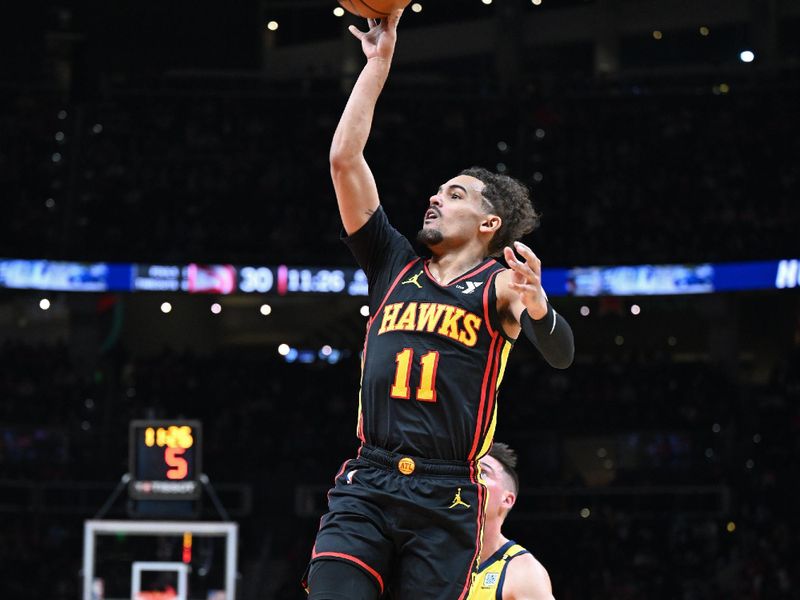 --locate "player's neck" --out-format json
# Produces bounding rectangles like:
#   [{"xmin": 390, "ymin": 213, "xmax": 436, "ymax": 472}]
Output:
[
  {"xmin": 480, "ymin": 523, "xmax": 509, "ymax": 561},
  {"xmin": 427, "ymin": 248, "xmax": 486, "ymax": 285}
]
